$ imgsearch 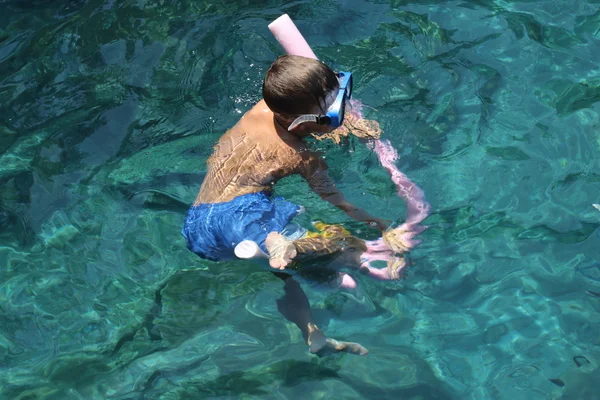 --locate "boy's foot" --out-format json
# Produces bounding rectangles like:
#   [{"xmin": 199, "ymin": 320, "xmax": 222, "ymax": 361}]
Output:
[
  {"xmin": 307, "ymin": 326, "xmax": 368, "ymax": 356},
  {"xmin": 319, "ymin": 338, "xmax": 369, "ymax": 356},
  {"xmin": 265, "ymin": 232, "xmax": 297, "ymax": 269}
]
